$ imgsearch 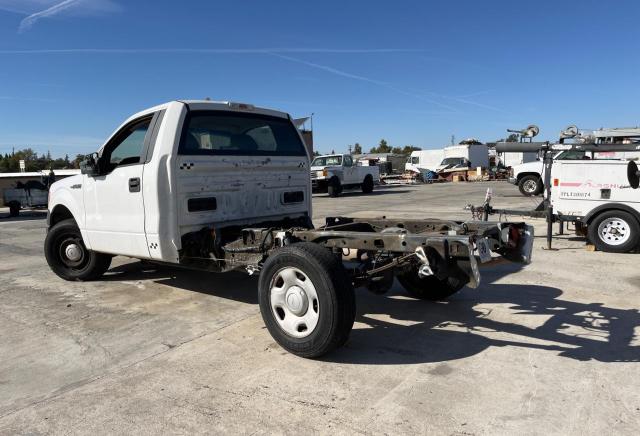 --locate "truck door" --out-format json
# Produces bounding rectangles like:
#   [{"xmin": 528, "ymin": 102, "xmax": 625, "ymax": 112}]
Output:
[
  {"xmin": 83, "ymin": 114, "xmax": 155, "ymax": 258},
  {"xmin": 342, "ymin": 155, "xmax": 358, "ymax": 184}
]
